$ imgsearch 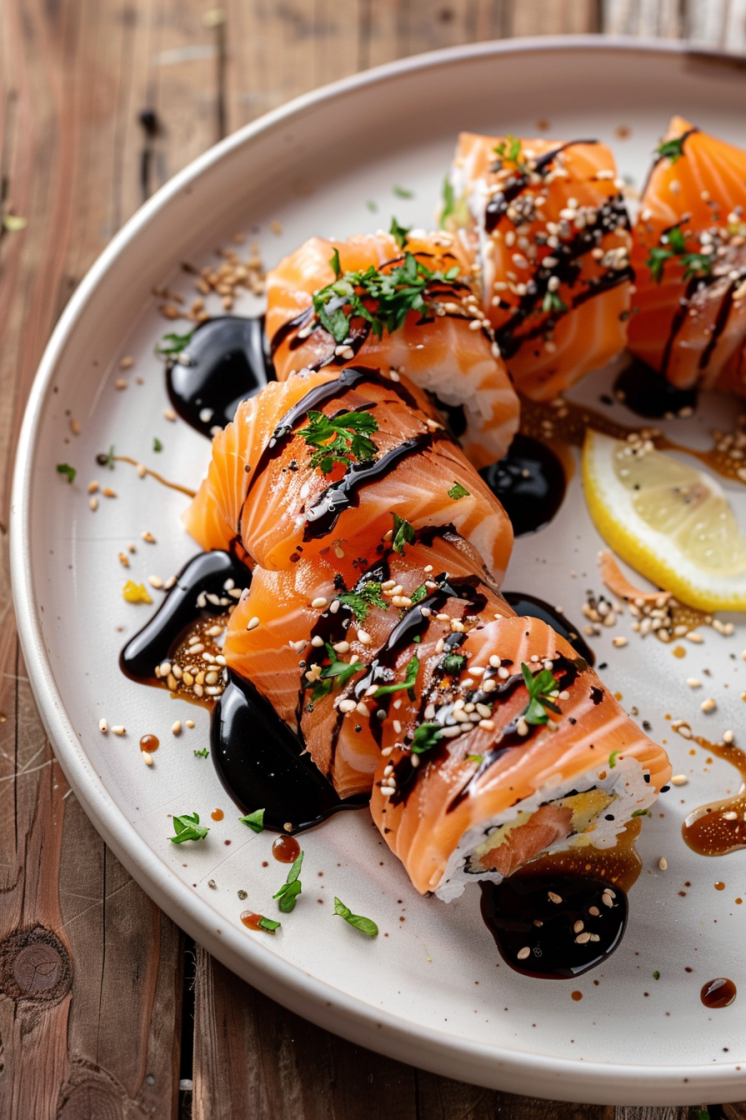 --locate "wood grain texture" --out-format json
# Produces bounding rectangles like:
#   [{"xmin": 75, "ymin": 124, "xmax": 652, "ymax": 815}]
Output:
[{"xmin": 0, "ymin": 1, "xmax": 744, "ymax": 1117}]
